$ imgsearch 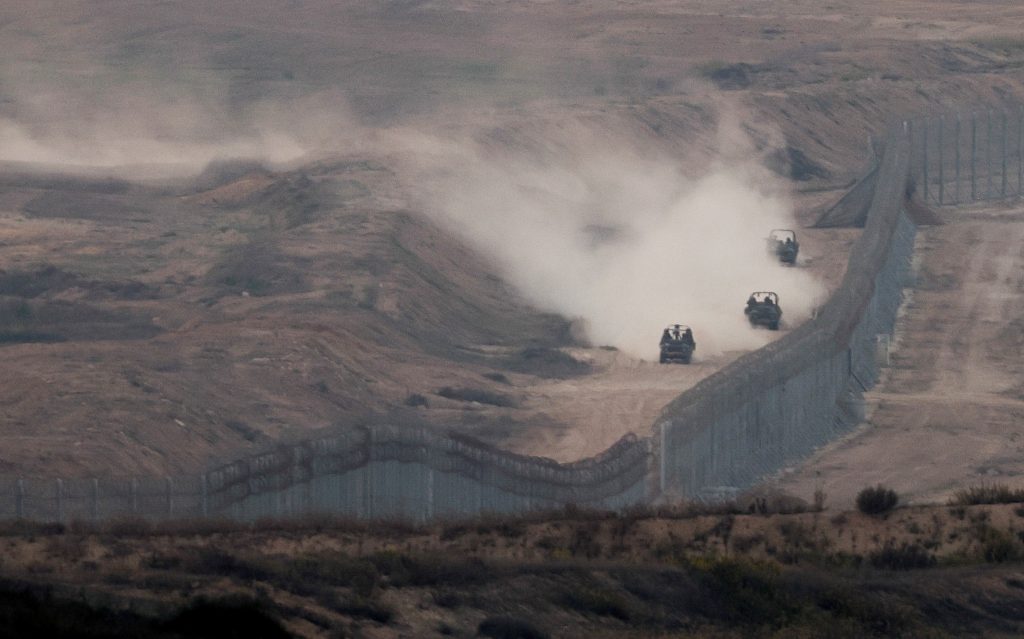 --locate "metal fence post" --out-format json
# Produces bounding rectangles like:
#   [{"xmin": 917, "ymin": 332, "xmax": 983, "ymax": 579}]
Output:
[
  {"xmin": 363, "ymin": 428, "xmax": 373, "ymax": 519},
  {"xmin": 1002, "ymin": 109, "xmax": 1009, "ymax": 198},
  {"xmin": 1018, "ymin": 105, "xmax": 1023, "ymax": 197},
  {"xmin": 425, "ymin": 466, "xmax": 434, "ymax": 523},
  {"xmin": 971, "ymin": 112, "xmax": 978, "ymax": 200},
  {"xmin": 55, "ymin": 478, "xmax": 64, "ymax": 524},
  {"xmin": 91, "ymin": 478, "xmax": 99, "ymax": 521},
  {"xmin": 938, "ymin": 116, "xmax": 945, "ymax": 205},
  {"xmin": 907, "ymin": 119, "xmax": 915, "ymax": 177},
  {"xmin": 922, "ymin": 118, "xmax": 930, "ymax": 203},
  {"xmin": 201, "ymin": 473, "xmax": 208, "ymax": 517},
  {"xmin": 955, "ymin": 114, "xmax": 961, "ymax": 204},
  {"xmin": 165, "ymin": 477, "xmax": 174, "ymax": 518},
  {"xmin": 660, "ymin": 421, "xmax": 668, "ymax": 496},
  {"xmin": 16, "ymin": 479, "xmax": 25, "ymax": 518},
  {"xmin": 987, "ymin": 109, "xmax": 993, "ymax": 198}
]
